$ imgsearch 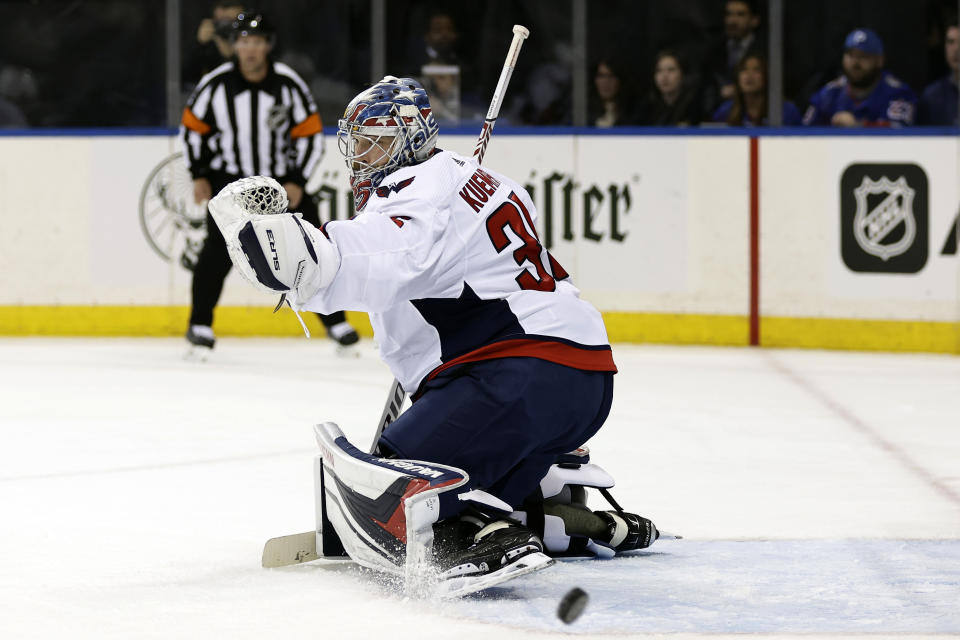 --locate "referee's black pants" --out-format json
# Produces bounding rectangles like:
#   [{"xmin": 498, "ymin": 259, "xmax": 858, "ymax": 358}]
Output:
[{"xmin": 188, "ymin": 173, "xmax": 346, "ymax": 331}]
